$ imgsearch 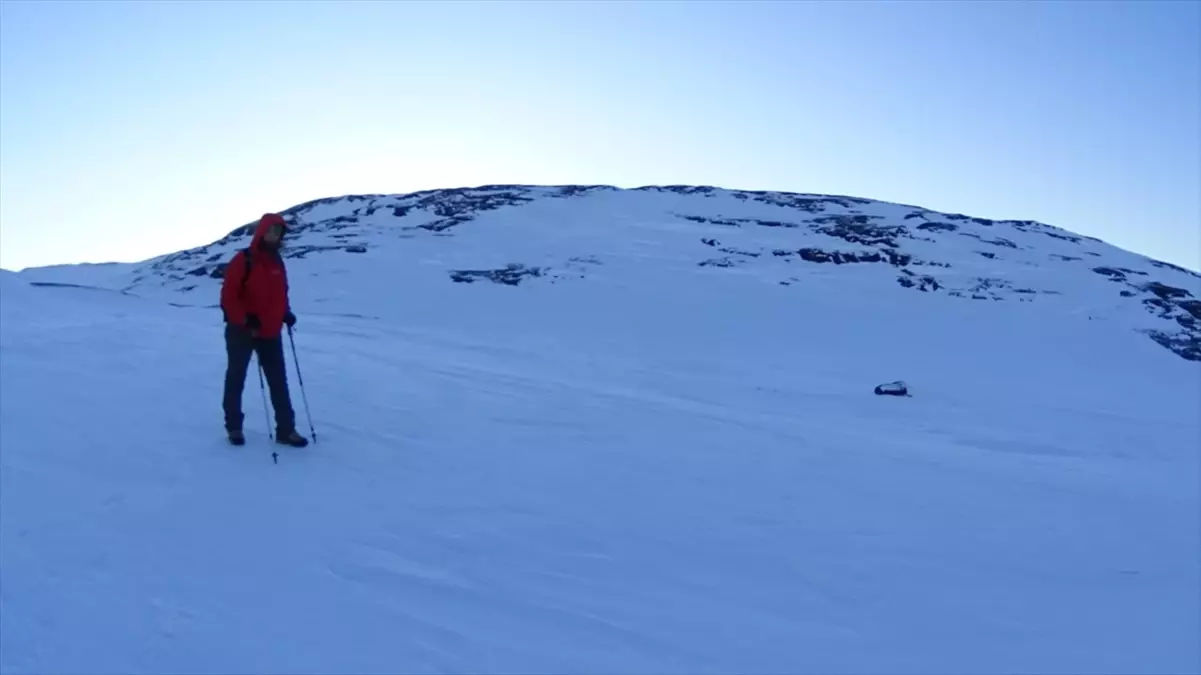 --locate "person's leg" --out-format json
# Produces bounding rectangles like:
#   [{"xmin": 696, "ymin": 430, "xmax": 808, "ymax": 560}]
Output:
[
  {"xmin": 223, "ymin": 323, "xmax": 254, "ymax": 433},
  {"xmin": 254, "ymin": 335, "xmax": 296, "ymax": 436}
]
